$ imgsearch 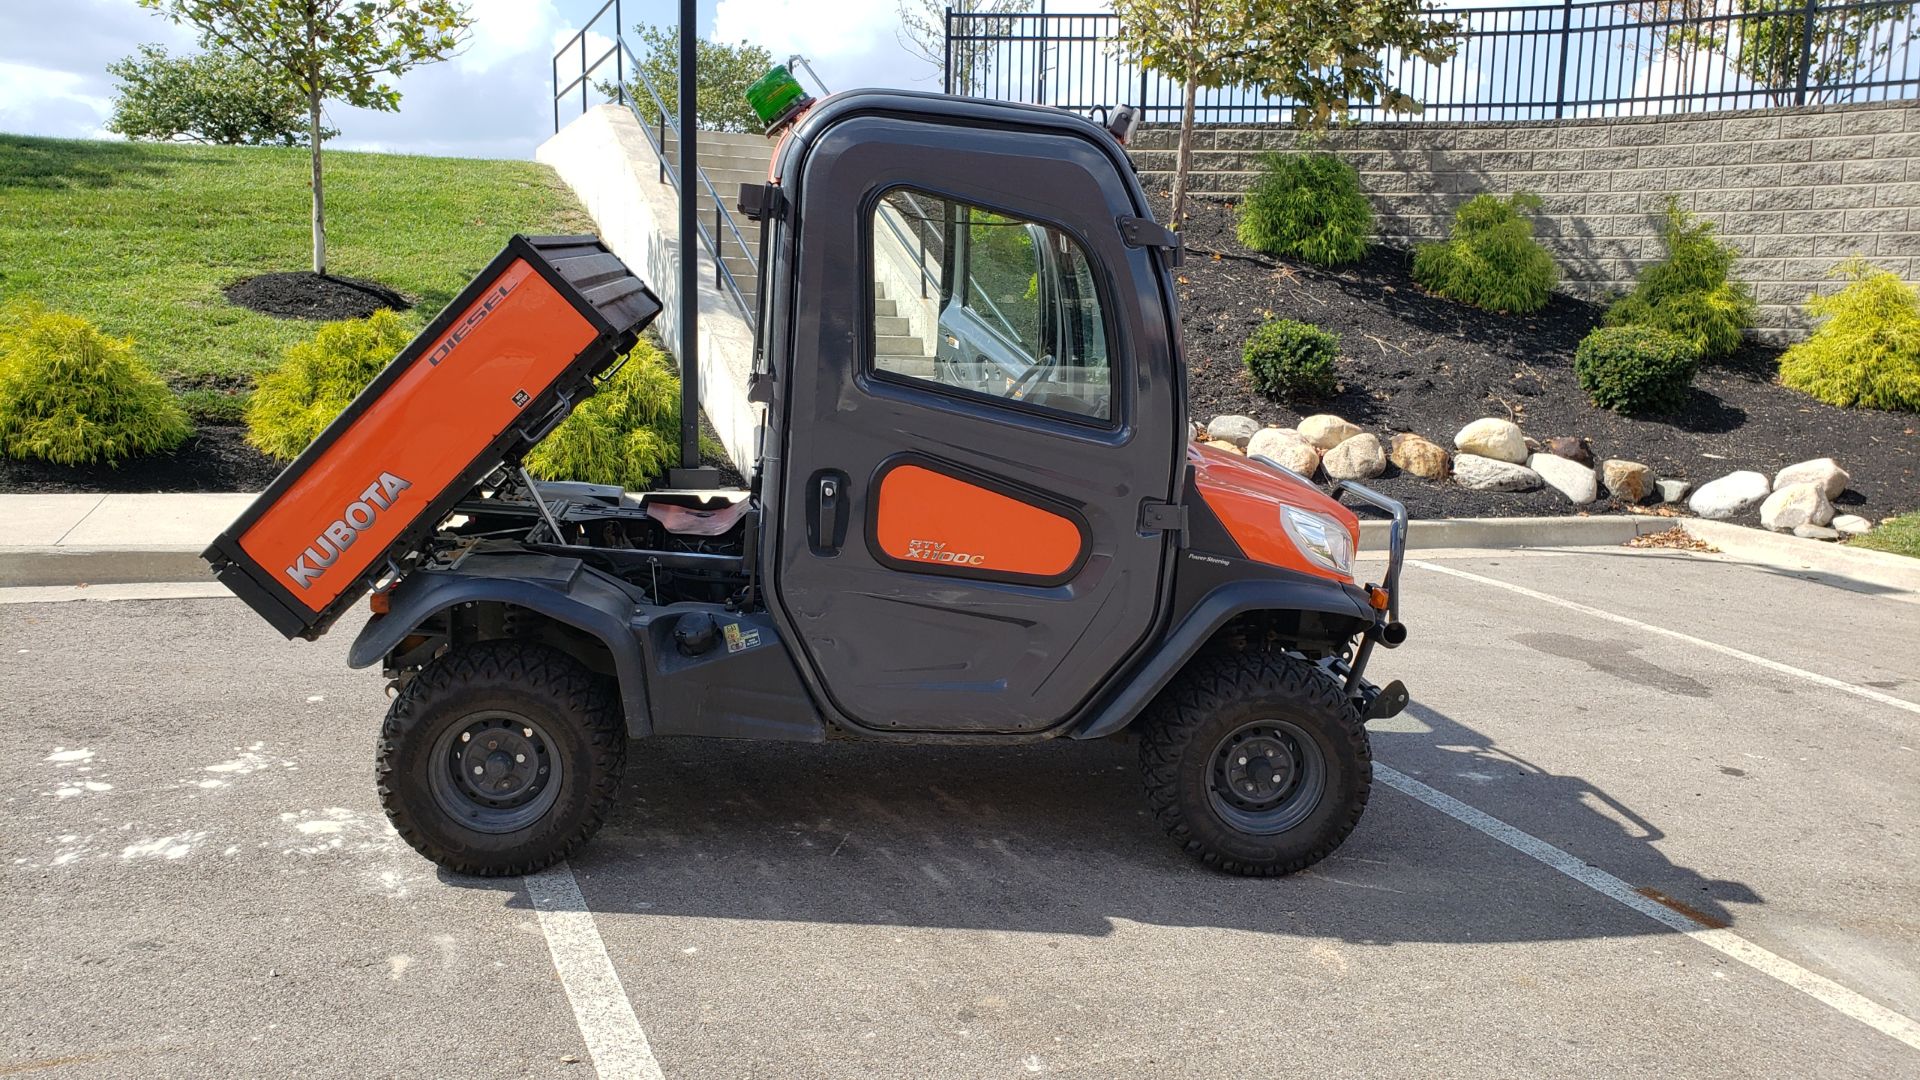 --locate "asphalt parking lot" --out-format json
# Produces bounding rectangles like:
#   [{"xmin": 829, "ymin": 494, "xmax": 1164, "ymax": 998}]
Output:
[{"xmin": 3, "ymin": 545, "xmax": 1916, "ymax": 1079}]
